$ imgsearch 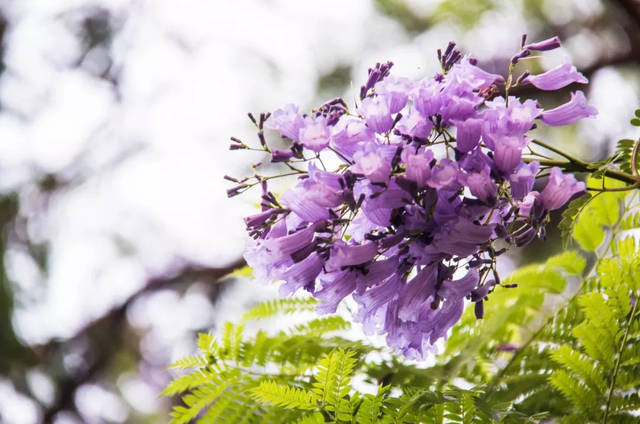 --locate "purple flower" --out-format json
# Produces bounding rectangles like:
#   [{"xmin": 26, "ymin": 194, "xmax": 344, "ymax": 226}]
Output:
[
  {"xmin": 397, "ymin": 265, "xmax": 437, "ymax": 321},
  {"xmin": 351, "ymin": 143, "xmax": 396, "ymax": 183},
  {"xmin": 426, "ymin": 298, "xmax": 465, "ymax": 343},
  {"xmin": 510, "ymin": 161, "xmax": 539, "ymax": 198},
  {"xmin": 539, "ymin": 91, "xmax": 598, "ymax": 126},
  {"xmin": 462, "ymin": 169, "xmax": 497, "ymax": 204},
  {"xmin": 354, "ymin": 275, "xmax": 402, "ymax": 335},
  {"xmin": 517, "ymin": 192, "xmax": 539, "ymax": 219},
  {"xmin": 506, "ymin": 99, "xmax": 543, "ymax": 134},
  {"xmin": 354, "ymin": 179, "xmax": 406, "ymax": 226},
  {"xmin": 271, "ymin": 149, "xmax": 294, "ymax": 162},
  {"xmin": 233, "ymin": 37, "xmax": 596, "ymax": 358},
  {"xmin": 344, "ymin": 212, "xmax": 383, "ymax": 243},
  {"xmin": 522, "ymin": 62, "xmax": 588, "ymax": 91},
  {"xmin": 315, "ymin": 256, "xmax": 399, "ymax": 314},
  {"xmin": 265, "ymin": 104, "xmax": 304, "ymax": 141},
  {"xmin": 525, "ymin": 36, "xmax": 561, "ymax": 51},
  {"xmin": 539, "ymin": 167, "xmax": 586, "ymax": 210},
  {"xmin": 280, "ymin": 164, "xmax": 343, "ymax": 222},
  {"xmin": 452, "ymin": 118, "xmax": 483, "ymax": 153},
  {"xmin": 427, "ymin": 159, "xmax": 461, "ymax": 190},
  {"xmin": 385, "ymin": 318, "xmax": 428, "ymax": 360},
  {"xmin": 261, "ymin": 224, "xmax": 318, "ymax": 257},
  {"xmin": 360, "ymin": 61, "xmax": 394, "ymax": 99},
  {"xmin": 433, "ymin": 218, "xmax": 495, "ymax": 256},
  {"xmin": 402, "ymin": 148, "xmax": 434, "ymax": 187},
  {"xmin": 412, "ymin": 79, "xmax": 443, "ymax": 117},
  {"xmin": 395, "ymin": 106, "xmax": 433, "ymax": 138},
  {"xmin": 315, "ymin": 270, "xmax": 357, "ymax": 314},
  {"xmin": 458, "ymin": 148, "xmax": 493, "ymax": 173},
  {"xmin": 359, "ymin": 95, "xmax": 394, "ymax": 134},
  {"xmin": 439, "ymin": 92, "xmax": 480, "ymax": 123},
  {"xmin": 447, "ymin": 58, "xmax": 504, "ymax": 90},
  {"xmin": 244, "ymin": 208, "xmax": 286, "ymax": 229},
  {"xmin": 326, "ymin": 240, "xmax": 379, "ymax": 270},
  {"xmin": 482, "ymin": 98, "xmax": 541, "ymax": 147},
  {"xmin": 280, "ymin": 185, "xmax": 333, "ymax": 222},
  {"xmin": 330, "ymin": 116, "xmax": 374, "ymax": 159},
  {"xmin": 510, "ymin": 49, "xmax": 531, "ymax": 64},
  {"xmin": 493, "ymin": 135, "xmax": 529, "ymax": 174},
  {"xmin": 439, "ymin": 269, "xmax": 479, "ymax": 300},
  {"xmin": 298, "ymin": 116, "xmax": 331, "ymax": 152},
  {"xmin": 277, "ymin": 252, "xmax": 324, "ymax": 295},
  {"xmin": 244, "ymin": 221, "xmax": 317, "ymax": 281},
  {"xmin": 375, "ymin": 77, "xmax": 412, "ymax": 113}
]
